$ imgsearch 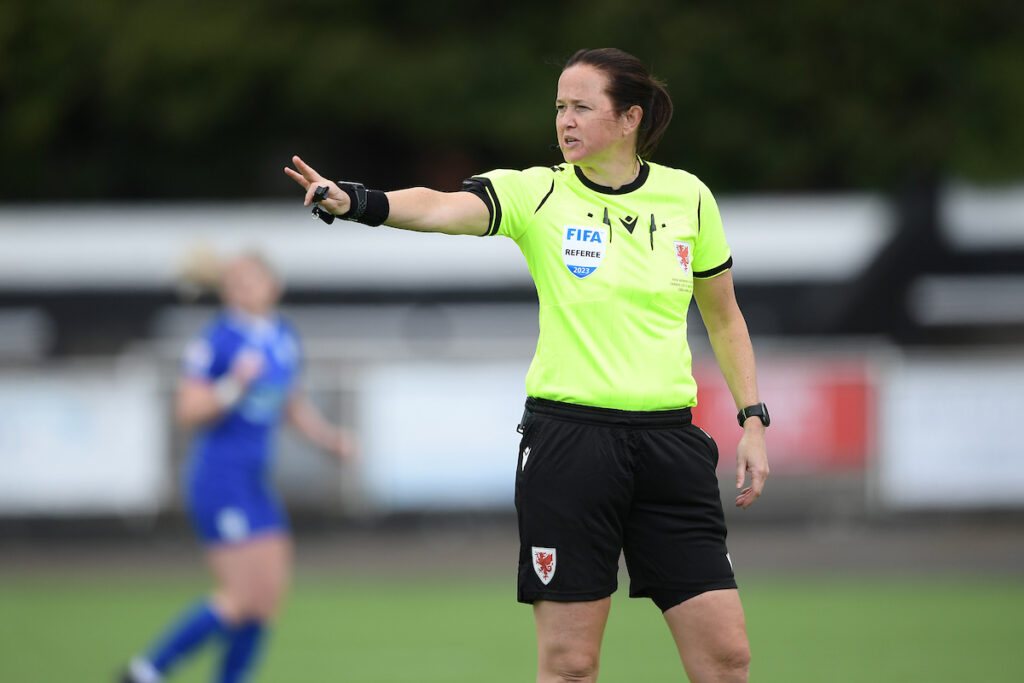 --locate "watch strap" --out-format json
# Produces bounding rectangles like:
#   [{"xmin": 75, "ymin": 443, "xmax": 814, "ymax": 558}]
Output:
[{"xmin": 737, "ymin": 402, "xmax": 770, "ymax": 427}]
